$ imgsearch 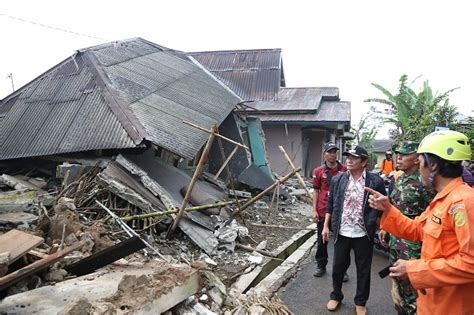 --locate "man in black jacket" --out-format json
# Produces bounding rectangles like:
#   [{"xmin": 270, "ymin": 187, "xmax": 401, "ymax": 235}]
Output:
[{"xmin": 322, "ymin": 145, "xmax": 386, "ymax": 315}]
